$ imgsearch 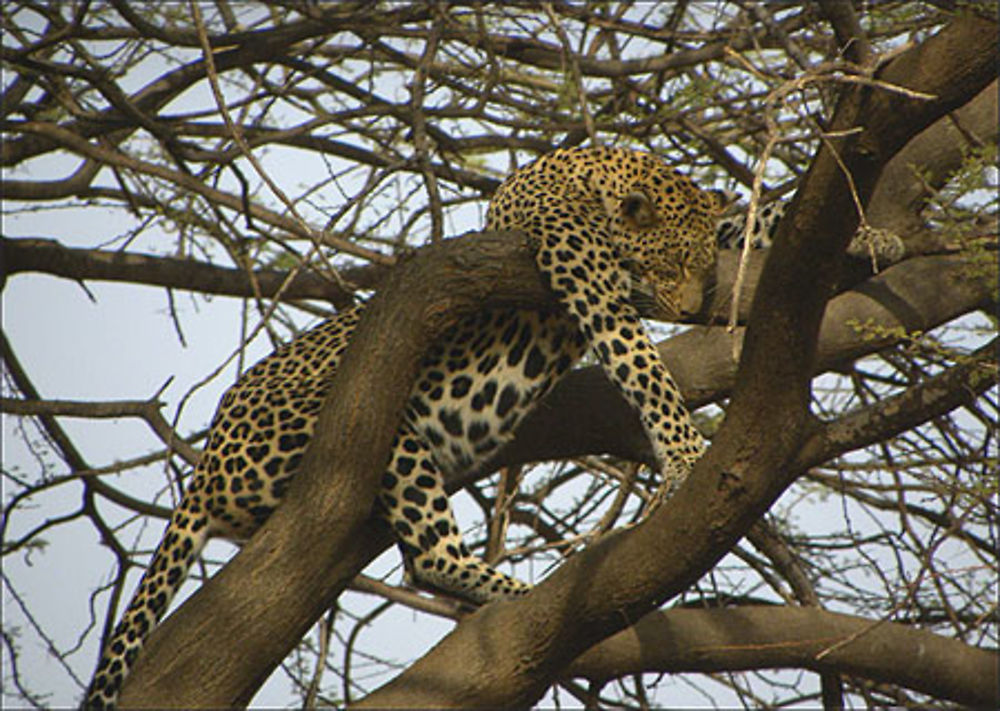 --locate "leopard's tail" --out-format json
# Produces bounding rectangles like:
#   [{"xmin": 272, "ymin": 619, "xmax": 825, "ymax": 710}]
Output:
[{"xmin": 83, "ymin": 491, "xmax": 210, "ymax": 710}]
